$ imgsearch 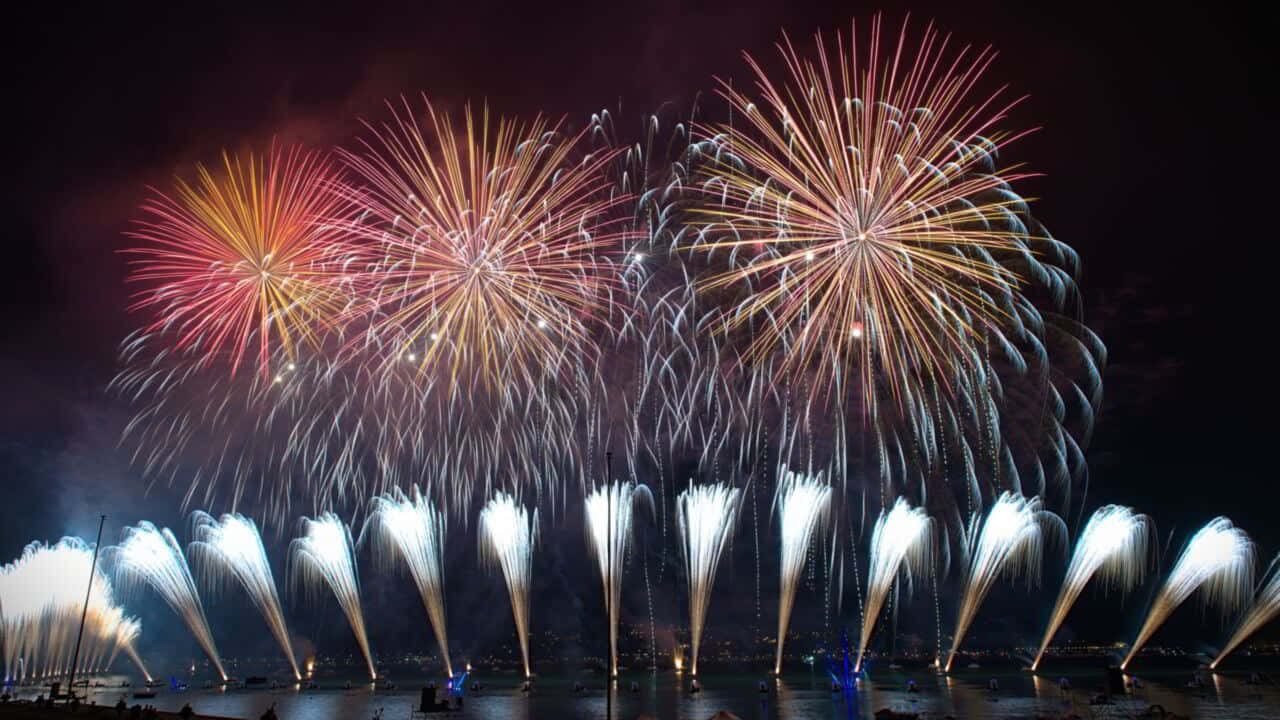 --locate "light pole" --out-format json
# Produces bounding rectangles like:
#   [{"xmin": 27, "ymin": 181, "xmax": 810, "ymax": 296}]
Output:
[
  {"xmin": 67, "ymin": 514, "xmax": 106, "ymax": 704},
  {"xmin": 605, "ymin": 450, "xmax": 613, "ymax": 720}
]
